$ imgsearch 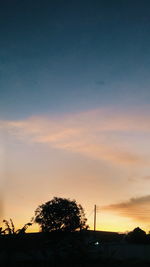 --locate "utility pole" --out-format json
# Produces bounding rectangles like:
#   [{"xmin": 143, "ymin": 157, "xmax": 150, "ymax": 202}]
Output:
[{"xmin": 94, "ymin": 204, "xmax": 96, "ymax": 231}]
